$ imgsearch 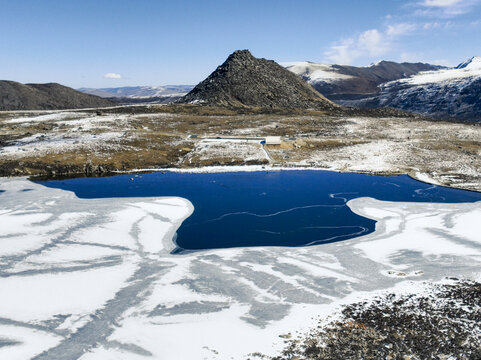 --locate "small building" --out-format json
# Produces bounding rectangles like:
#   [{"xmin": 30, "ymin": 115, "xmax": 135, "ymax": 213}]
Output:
[{"xmin": 265, "ymin": 136, "xmax": 281, "ymax": 145}]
